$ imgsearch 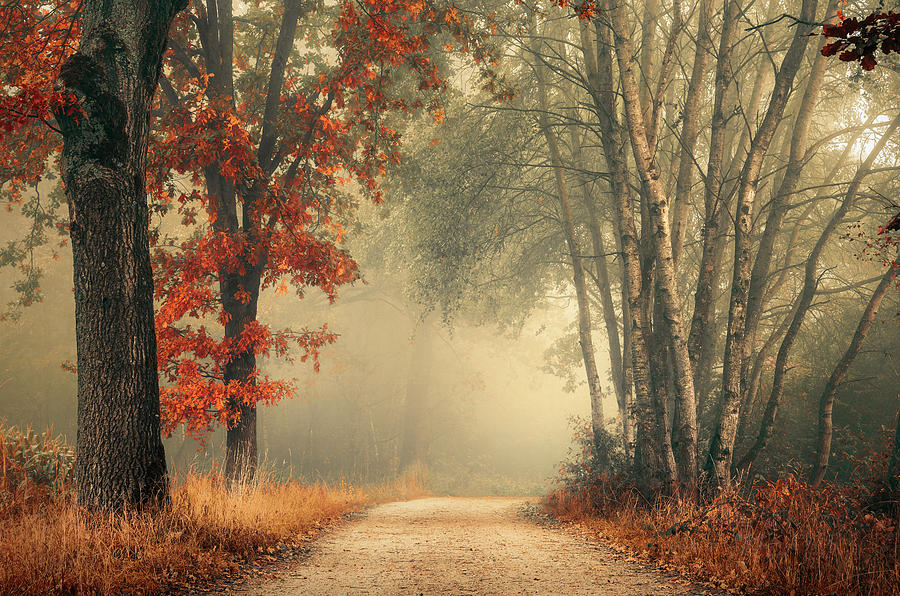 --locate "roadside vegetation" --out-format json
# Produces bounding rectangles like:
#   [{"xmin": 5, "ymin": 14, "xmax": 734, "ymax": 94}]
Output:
[
  {"xmin": 545, "ymin": 423, "xmax": 900, "ymax": 594},
  {"xmin": 0, "ymin": 423, "xmax": 426, "ymax": 595}
]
